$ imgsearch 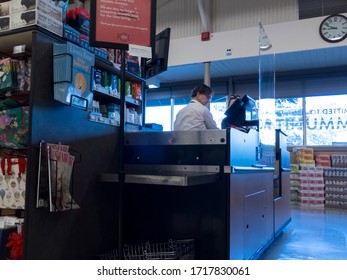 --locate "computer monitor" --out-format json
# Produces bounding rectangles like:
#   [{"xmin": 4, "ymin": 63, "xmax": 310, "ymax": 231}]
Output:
[
  {"xmin": 145, "ymin": 27, "xmax": 171, "ymax": 79},
  {"xmin": 222, "ymin": 94, "xmax": 259, "ymax": 132}
]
